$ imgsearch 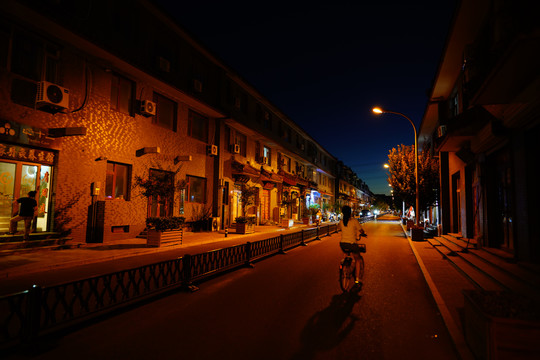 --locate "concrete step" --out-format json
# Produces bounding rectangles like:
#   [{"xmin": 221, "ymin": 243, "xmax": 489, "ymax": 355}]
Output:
[
  {"xmin": 430, "ymin": 237, "xmax": 503, "ymax": 292},
  {"xmin": 433, "ymin": 236, "xmax": 540, "ymax": 299}
]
